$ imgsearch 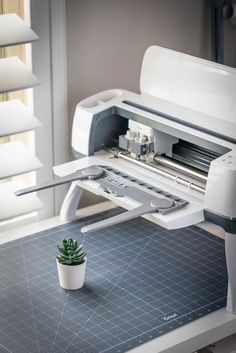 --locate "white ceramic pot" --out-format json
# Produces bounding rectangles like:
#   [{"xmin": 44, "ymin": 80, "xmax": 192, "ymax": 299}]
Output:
[{"xmin": 56, "ymin": 258, "xmax": 87, "ymax": 290}]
